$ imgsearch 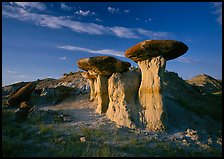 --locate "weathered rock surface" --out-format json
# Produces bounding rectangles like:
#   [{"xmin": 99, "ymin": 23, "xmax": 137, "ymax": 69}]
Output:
[
  {"xmin": 125, "ymin": 40, "xmax": 188, "ymax": 131},
  {"xmin": 125, "ymin": 40, "xmax": 188, "ymax": 62},
  {"xmin": 138, "ymin": 56, "xmax": 167, "ymax": 131},
  {"xmin": 15, "ymin": 101, "xmax": 33, "ymax": 121},
  {"xmin": 186, "ymin": 74, "xmax": 222, "ymax": 94},
  {"xmin": 30, "ymin": 85, "xmax": 74, "ymax": 105},
  {"xmin": 106, "ymin": 71, "xmax": 141, "ymax": 129},
  {"xmin": 81, "ymin": 72, "xmax": 97, "ymax": 102},
  {"xmin": 77, "ymin": 56, "xmax": 131, "ymax": 76},
  {"xmin": 7, "ymin": 82, "xmax": 37, "ymax": 107},
  {"xmin": 2, "ymin": 82, "xmax": 28, "ymax": 98},
  {"xmin": 77, "ymin": 56, "xmax": 131, "ymax": 114},
  {"xmin": 96, "ymin": 75, "xmax": 109, "ymax": 114}
]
